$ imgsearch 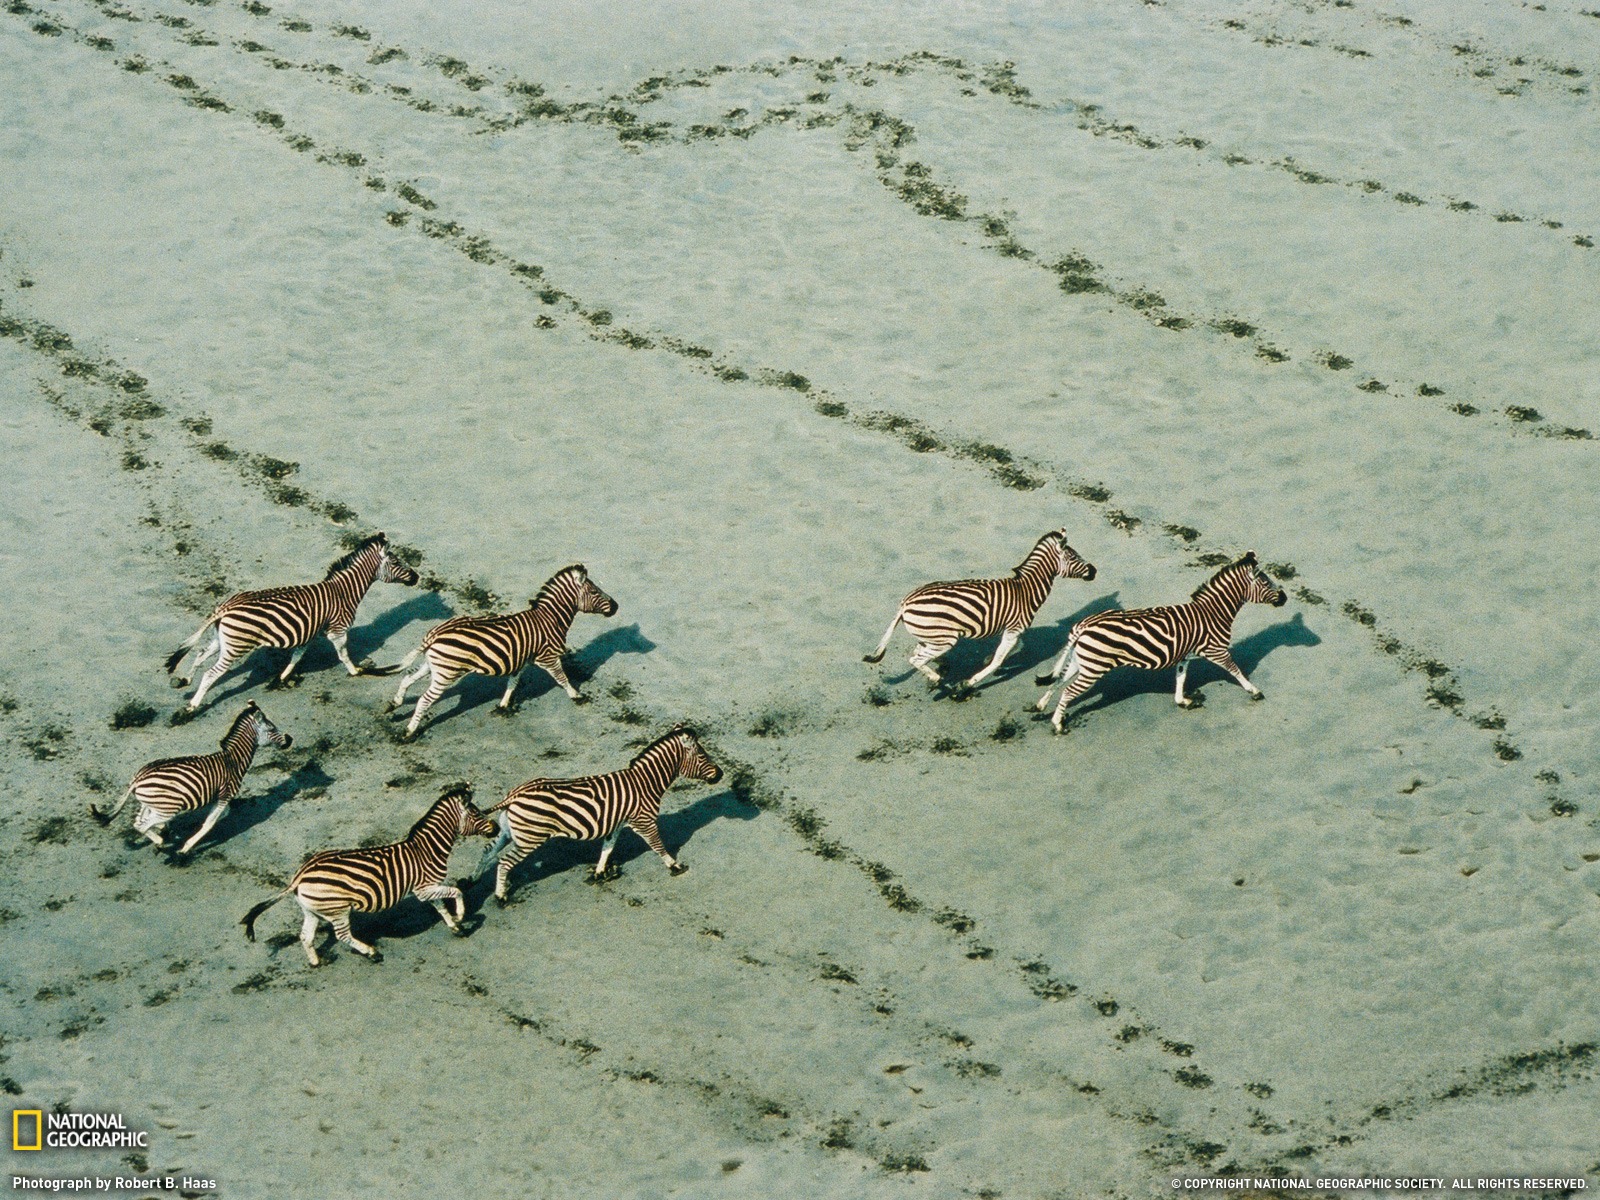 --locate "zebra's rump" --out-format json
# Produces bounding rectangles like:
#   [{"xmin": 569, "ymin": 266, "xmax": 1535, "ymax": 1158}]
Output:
[
  {"xmin": 502, "ymin": 782, "xmax": 616, "ymax": 843},
  {"xmin": 1073, "ymin": 606, "xmax": 1191, "ymax": 667},
  {"xmin": 291, "ymin": 847, "xmax": 410, "ymax": 912},
  {"xmin": 216, "ymin": 584, "xmax": 332, "ymax": 648},
  {"xmin": 423, "ymin": 617, "xmax": 534, "ymax": 676},
  {"xmin": 900, "ymin": 579, "xmax": 1004, "ymax": 640},
  {"xmin": 129, "ymin": 756, "xmax": 227, "ymax": 813}
]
